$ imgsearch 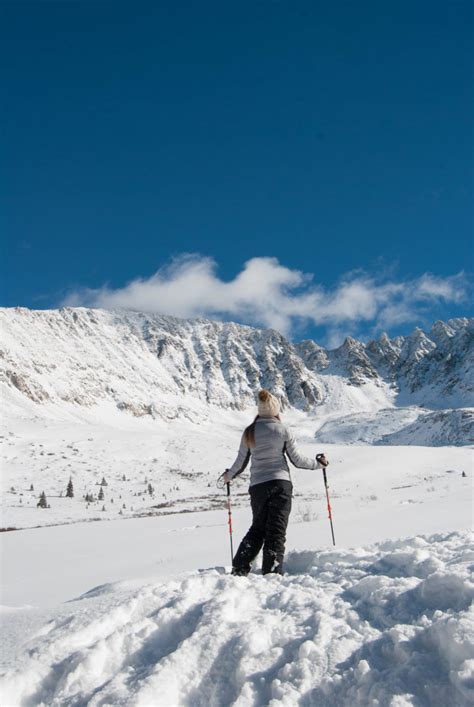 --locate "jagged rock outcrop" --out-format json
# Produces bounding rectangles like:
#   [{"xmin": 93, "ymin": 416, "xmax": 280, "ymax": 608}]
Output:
[{"xmin": 0, "ymin": 307, "xmax": 472, "ymax": 444}]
